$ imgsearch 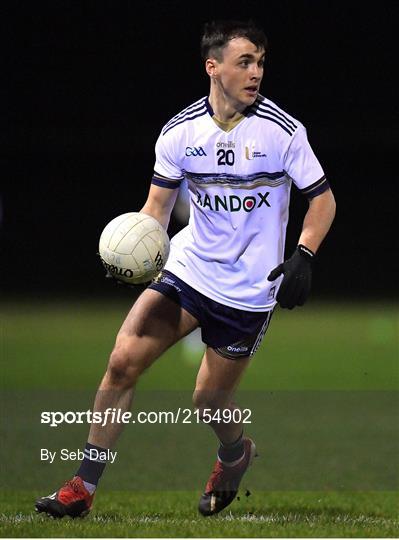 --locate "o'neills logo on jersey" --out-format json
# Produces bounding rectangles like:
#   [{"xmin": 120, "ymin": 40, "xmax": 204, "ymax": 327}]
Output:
[
  {"xmin": 195, "ymin": 191, "xmax": 270, "ymax": 212},
  {"xmin": 216, "ymin": 141, "xmax": 236, "ymax": 148}
]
